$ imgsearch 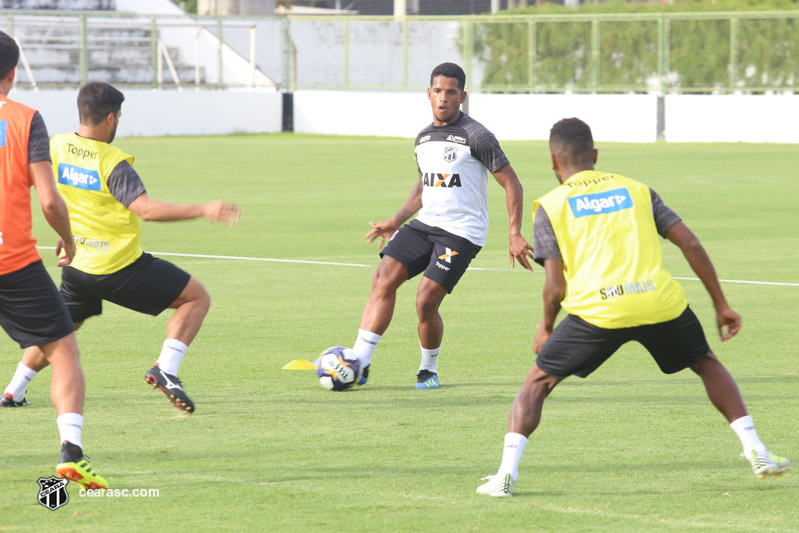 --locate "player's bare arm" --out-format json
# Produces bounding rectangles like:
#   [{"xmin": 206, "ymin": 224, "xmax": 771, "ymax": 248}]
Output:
[
  {"xmin": 534, "ymin": 258, "xmax": 565, "ymax": 354},
  {"xmin": 365, "ymin": 175, "xmax": 423, "ymax": 249},
  {"xmin": 492, "ymin": 164, "xmax": 534, "ymax": 271},
  {"xmin": 128, "ymin": 194, "xmax": 241, "ymax": 227},
  {"xmin": 29, "ymin": 160, "xmax": 76, "ymax": 266},
  {"xmin": 666, "ymin": 220, "xmax": 741, "ymax": 341}
]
